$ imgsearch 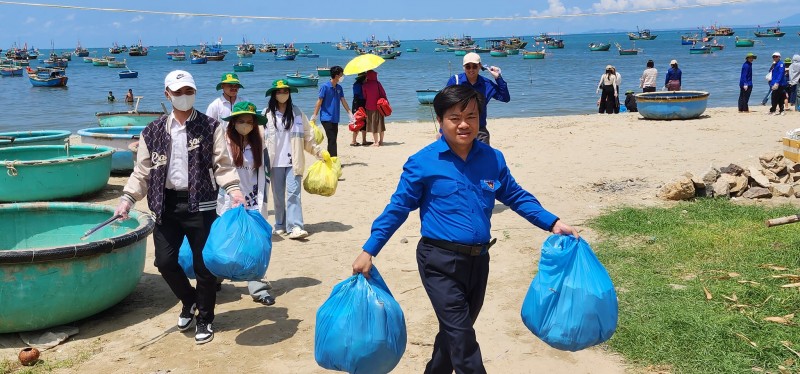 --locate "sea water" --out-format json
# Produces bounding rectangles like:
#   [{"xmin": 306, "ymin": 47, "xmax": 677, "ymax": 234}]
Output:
[{"xmin": 1, "ymin": 27, "xmax": 798, "ymax": 133}]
